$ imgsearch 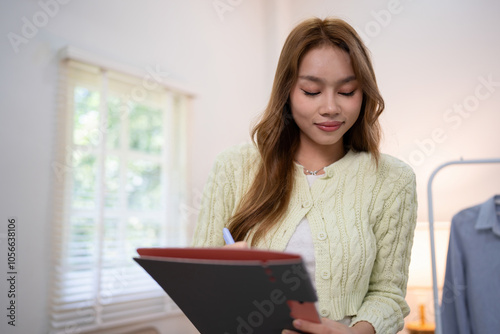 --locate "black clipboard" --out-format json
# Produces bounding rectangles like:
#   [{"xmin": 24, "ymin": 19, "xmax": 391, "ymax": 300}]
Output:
[{"xmin": 134, "ymin": 247, "xmax": 320, "ymax": 333}]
